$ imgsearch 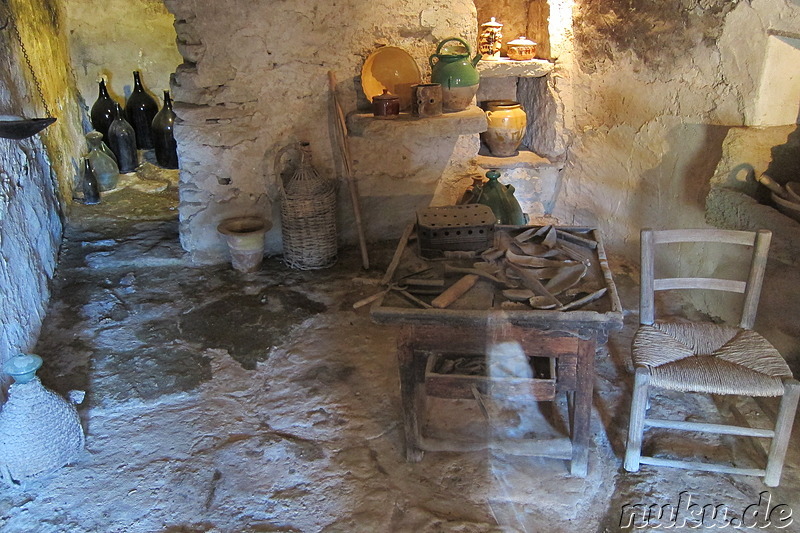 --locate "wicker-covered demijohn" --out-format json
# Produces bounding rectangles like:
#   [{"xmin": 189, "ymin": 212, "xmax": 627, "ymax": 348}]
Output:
[
  {"xmin": 274, "ymin": 142, "xmax": 338, "ymax": 270},
  {"xmin": 0, "ymin": 354, "xmax": 85, "ymax": 484}
]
